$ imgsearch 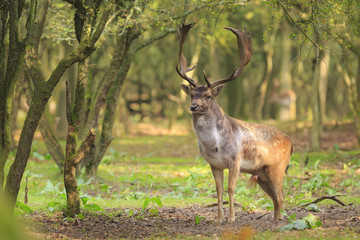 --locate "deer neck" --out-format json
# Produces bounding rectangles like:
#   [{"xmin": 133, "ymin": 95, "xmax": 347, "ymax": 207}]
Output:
[{"xmin": 192, "ymin": 100, "xmax": 225, "ymax": 142}]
